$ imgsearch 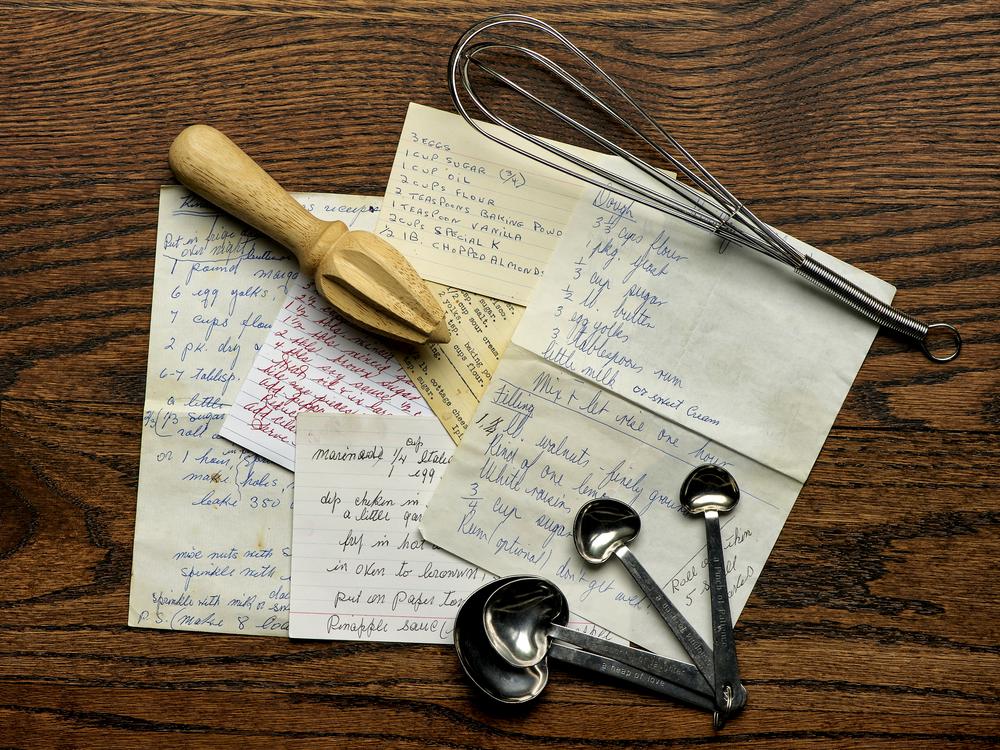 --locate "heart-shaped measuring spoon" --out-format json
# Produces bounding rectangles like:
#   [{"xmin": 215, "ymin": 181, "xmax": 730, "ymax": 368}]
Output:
[
  {"xmin": 453, "ymin": 576, "xmax": 548, "ymax": 703},
  {"xmin": 457, "ymin": 575, "xmax": 679, "ymax": 705},
  {"xmin": 573, "ymin": 497, "xmax": 716, "ymax": 688},
  {"xmin": 680, "ymin": 465, "xmax": 748, "ymax": 722},
  {"xmin": 483, "ymin": 575, "xmax": 715, "ymax": 709}
]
